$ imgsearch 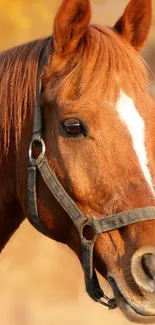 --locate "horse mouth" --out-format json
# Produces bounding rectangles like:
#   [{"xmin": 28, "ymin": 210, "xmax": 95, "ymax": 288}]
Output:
[{"xmin": 108, "ymin": 275, "xmax": 155, "ymax": 323}]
